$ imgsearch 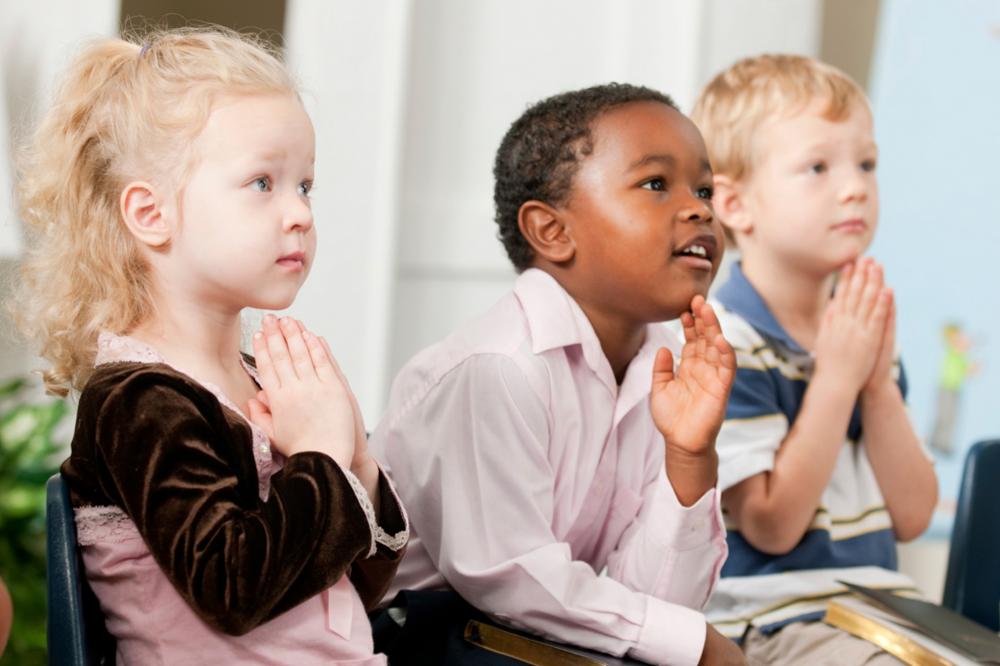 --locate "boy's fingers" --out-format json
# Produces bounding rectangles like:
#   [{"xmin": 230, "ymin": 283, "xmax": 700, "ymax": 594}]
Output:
[
  {"xmin": 871, "ymin": 287, "xmax": 893, "ymax": 330},
  {"xmin": 680, "ymin": 311, "xmax": 697, "ymax": 346},
  {"xmin": 252, "ymin": 332, "xmax": 280, "ymax": 389},
  {"xmin": 716, "ymin": 334, "xmax": 737, "ymax": 375},
  {"xmin": 263, "ymin": 315, "xmax": 296, "ymax": 384},
  {"xmin": 280, "ymin": 317, "xmax": 315, "ymax": 380},
  {"xmin": 832, "ymin": 262, "xmax": 852, "ymax": 311},
  {"xmin": 858, "ymin": 263, "xmax": 883, "ymax": 319},
  {"xmin": 651, "ymin": 347, "xmax": 675, "ymax": 391},
  {"xmin": 843, "ymin": 257, "xmax": 868, "ymax": 313},
  {"xmin": 698, "ymin": 301, "xmax": 725, "ymax": 342}
]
